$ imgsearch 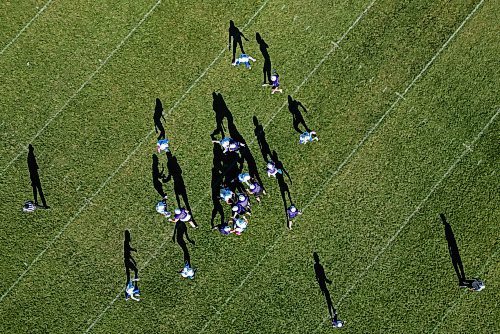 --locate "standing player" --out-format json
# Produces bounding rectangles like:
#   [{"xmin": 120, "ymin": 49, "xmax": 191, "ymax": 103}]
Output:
[
  {"xmin": 266, "ymin": 161, "xmax": 282, "ymax": 178},
  {"xmin": 179, "ymin": 262, "xmax": 196, "ymax": 279},
  {"xmin": 270, "ymin": 70, "xmax": 283, "ymax": 94},
  {"xmin": 157, "ymin": 138, "xmax": 170, "ymax": 153},
  {"xmin": 170, "ymin": 208, "xmax": 197, "ymax": 229},
  {"xmin": 286, "ymin": 205, "xmax": 302, "ymax": 230},
  {"xmin": 125, "ymin": 280, "xmax": 141, "ymax": 301},
  {"xmin": 246, "ymin": 179, "xmax": 266, "ymax": 203}
]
